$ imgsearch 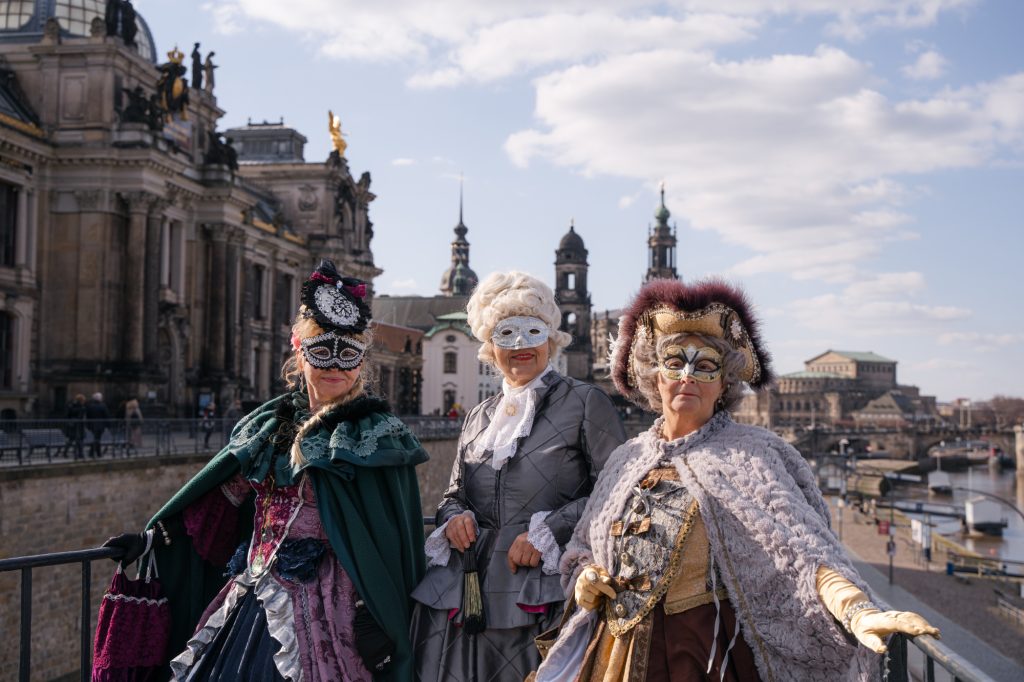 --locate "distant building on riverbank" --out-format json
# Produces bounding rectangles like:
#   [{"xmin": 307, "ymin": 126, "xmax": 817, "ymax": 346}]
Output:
[{"xmin": 734, "ymin": 349, "xmax": 939, "ymax": 428}]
